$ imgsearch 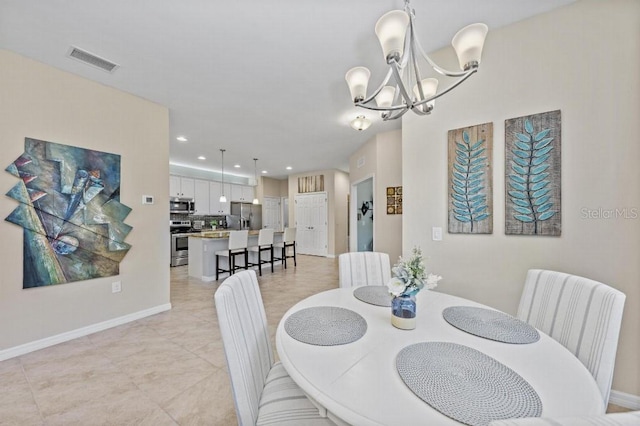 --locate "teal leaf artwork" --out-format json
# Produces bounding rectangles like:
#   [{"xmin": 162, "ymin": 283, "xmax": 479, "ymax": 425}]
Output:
[
  {"xmin": 448, "ymin": 123, "xmax": 493, "ymax": 234},
  {"xmin": 505, "ymin": 110, "xmax": 561, "ymax": 236},
  {"xmin": 4, "ymin": 138, "xmax": 133, "ymax": 288}
]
